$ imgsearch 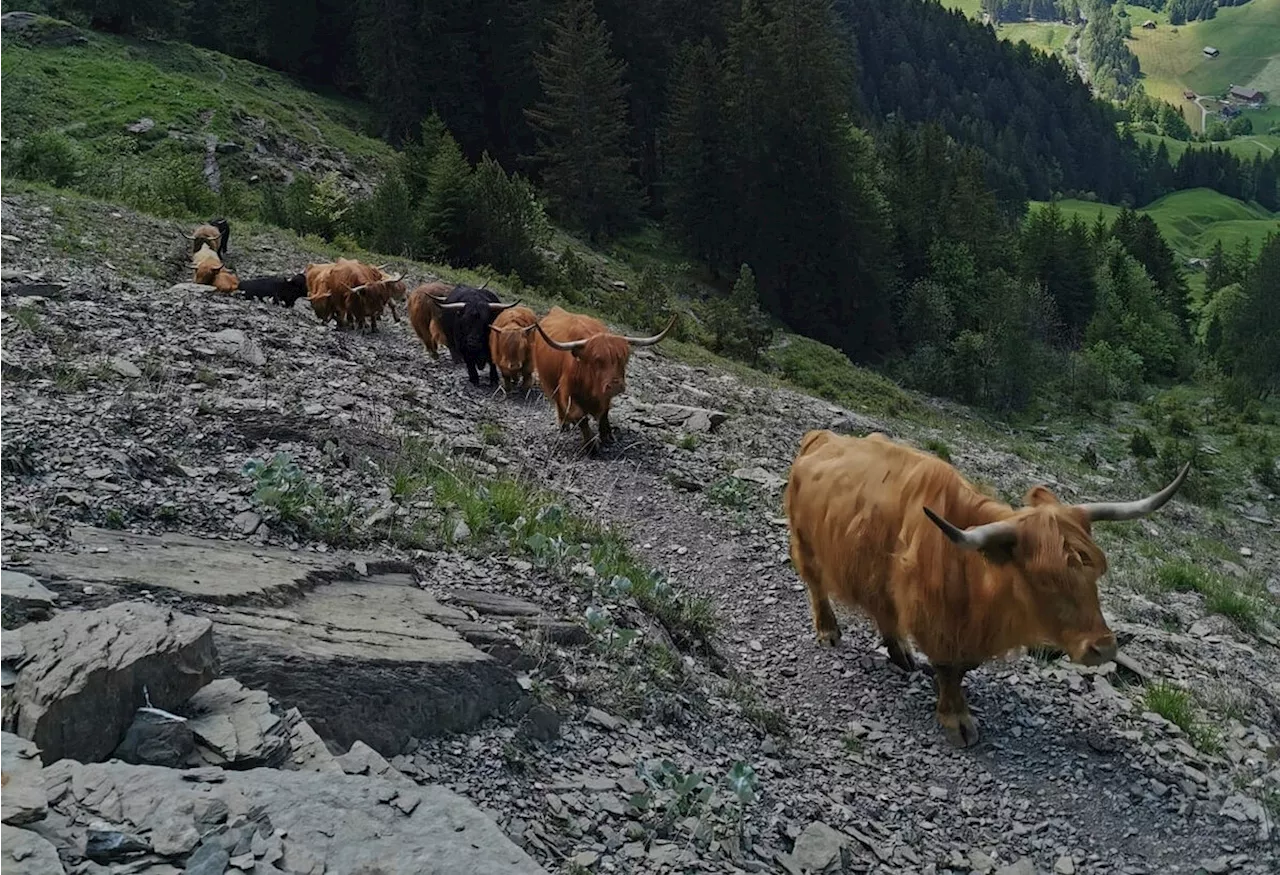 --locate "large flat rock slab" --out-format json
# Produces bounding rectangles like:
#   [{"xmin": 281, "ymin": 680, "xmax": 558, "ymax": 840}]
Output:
[
  {"xmin": 213, "ymin": 572, "xmax": 524, "ymax": 755},
  {"xmin": 21, "ymin": 526, "xmax": 342, "ymax": 605},
  {"xmin": 36, "ymin": 759, "xmax": 548, "ymax": 874},
  {"xmin": 1, "ymin": 569, "xmax": 56, "ymax": 628},
  {"xmin": 2, "ymin": 602, "xmax": 215, "ymax": 764}
]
